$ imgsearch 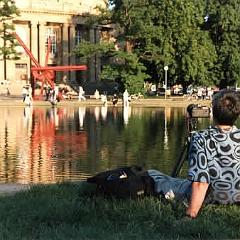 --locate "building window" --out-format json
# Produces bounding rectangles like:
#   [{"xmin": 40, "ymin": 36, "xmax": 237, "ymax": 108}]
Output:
[
  {"xmin": 15, "ymin": 63, "xmax": 28, "ymax": 80},
  {"xmin": 45, "ymin": 28, "xmax": 57, "ymax": 55},
  {"xmin": 15, "ymin": 63, "xmax": 27, "ymax": 69},
  {"xmin": 75, "ymin": 28, "xmax": 81, "ymax": 45}
]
